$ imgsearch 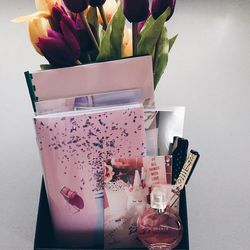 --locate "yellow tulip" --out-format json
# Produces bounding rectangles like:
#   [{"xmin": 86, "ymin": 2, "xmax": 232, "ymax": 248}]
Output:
[
  {"xmin": 28, "ymin": 17, "xmax": 51, "ymax": 55},
  {"xmin": 35, "ymin": 0, "xmax": 62, "ymax": 13},
  {"xmin": 122, "ymin": 27, "xmax": 132, "ymax": 57},
  {"xmin": 97, "ymin": 0, "xmax": 118, "ymax": 25},
  {"xmin": 123, "ymin": 26, "xmax": 130, "ymax": 46},
  {"xmin": 12, "ymin": 11, "xmax": 50, "ymax": 23},
  {"xmin": 12, "ymin": 0, "xmax": 60, "ymax": 23}
]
